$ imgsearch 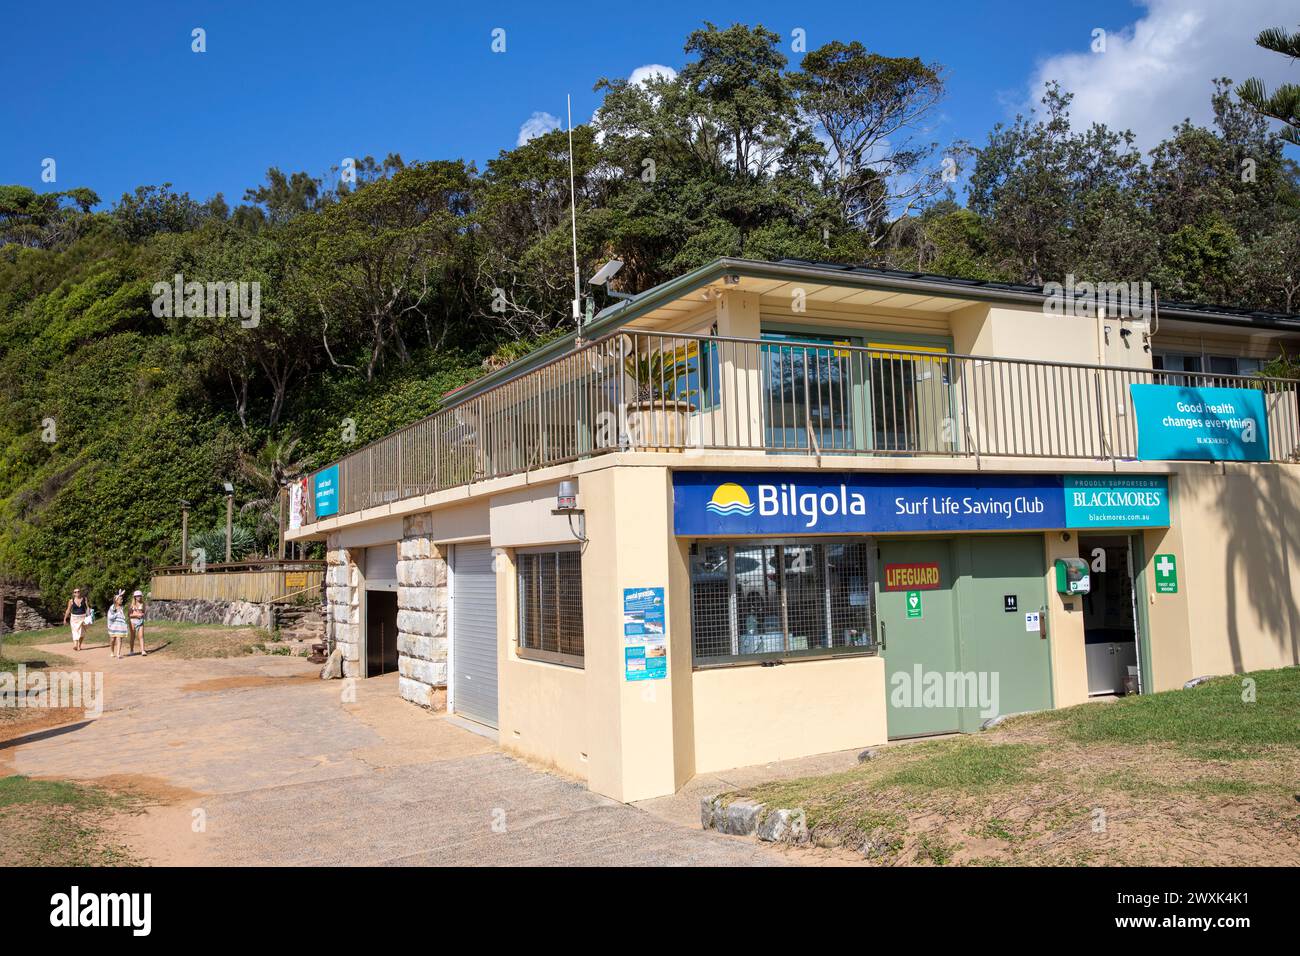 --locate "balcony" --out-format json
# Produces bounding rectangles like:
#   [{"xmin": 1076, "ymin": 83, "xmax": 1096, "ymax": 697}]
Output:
[{"xmin": 298, "ymin": 330, "xmax": 1300, "ymax": 524}]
